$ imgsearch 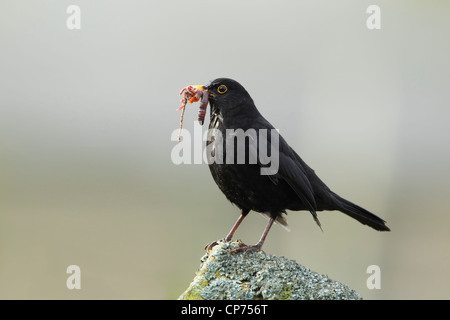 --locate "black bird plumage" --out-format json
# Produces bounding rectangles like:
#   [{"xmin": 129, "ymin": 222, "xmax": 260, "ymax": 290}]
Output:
[{"xmin": 202, "ymin": 78, "xmax": 390, "ymax": 252}]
